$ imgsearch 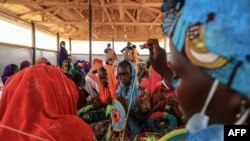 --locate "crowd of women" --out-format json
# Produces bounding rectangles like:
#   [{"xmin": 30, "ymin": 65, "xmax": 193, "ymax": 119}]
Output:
[
  {"xmin": 0, "ymin": 38, "xmax": 183, "ymax": 141},
  {"xmin": 1, "ymin": 0, "xmax": 250, "ymax": 141}
]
